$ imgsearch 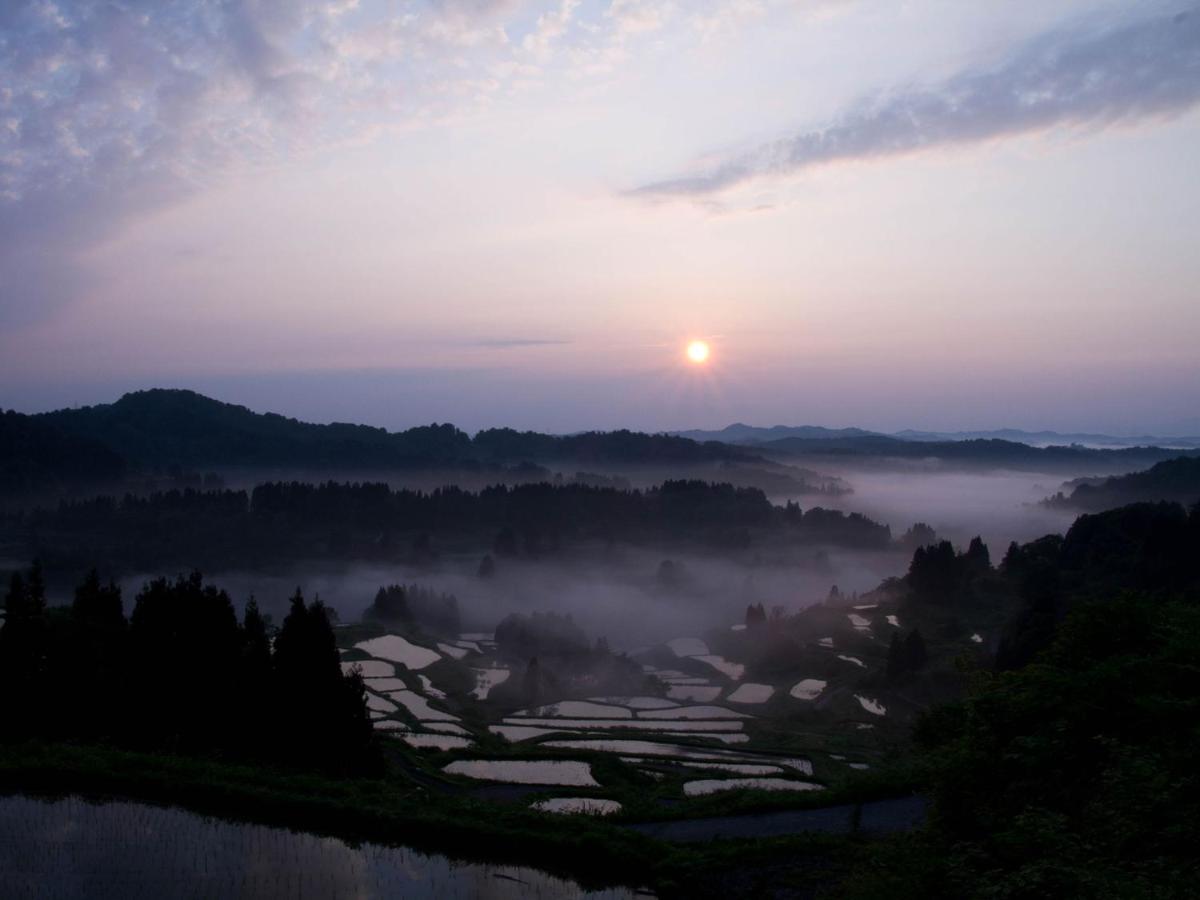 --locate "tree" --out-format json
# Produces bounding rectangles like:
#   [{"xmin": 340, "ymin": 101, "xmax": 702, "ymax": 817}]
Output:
[
  {"xmin": 904, "ymin": 629, "xmax": 928, "ymax": 671},
  {"xmin": 886, "ymin": 633, "xmax": 906, "ymax": 681},
  {"xmin": 0, "ymin": 564, "xmax": 50, "ymax": 734}
]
